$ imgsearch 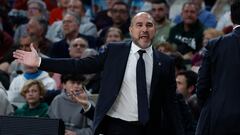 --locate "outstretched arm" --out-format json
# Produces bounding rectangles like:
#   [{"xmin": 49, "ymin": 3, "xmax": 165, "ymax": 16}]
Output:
[{"xmin": 13, "ymin": 44, "xmax": 40, "ymax": 67}]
